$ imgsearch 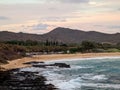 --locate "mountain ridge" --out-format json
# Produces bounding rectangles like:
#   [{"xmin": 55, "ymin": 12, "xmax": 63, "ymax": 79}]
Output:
[{"xmin": 0, "ymin": 27, "xmax": 120, "ymax": 43}]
